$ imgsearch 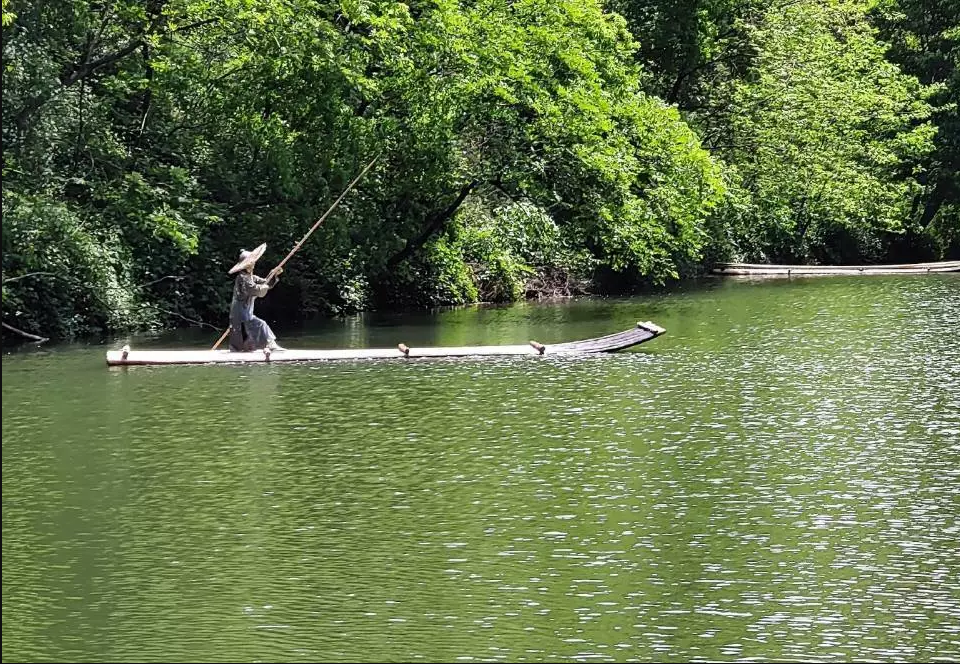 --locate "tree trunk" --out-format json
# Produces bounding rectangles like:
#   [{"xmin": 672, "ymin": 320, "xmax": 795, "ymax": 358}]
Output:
[
  {"xmin": 386, "ymin": 180, "xmax": 477, "ymax": 269},
  {"xmin": 919, "ymin": 181, "xmax": 946, "ymax": 230}
]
